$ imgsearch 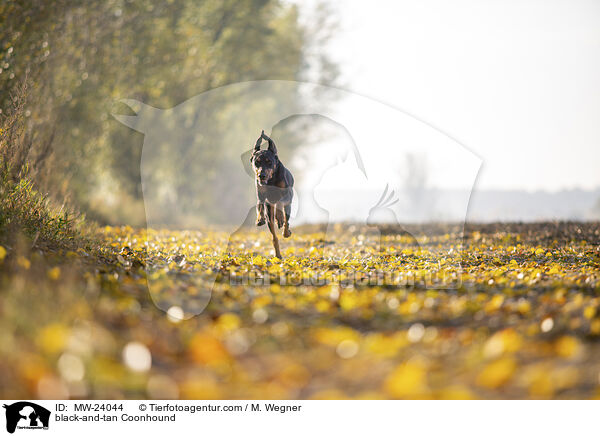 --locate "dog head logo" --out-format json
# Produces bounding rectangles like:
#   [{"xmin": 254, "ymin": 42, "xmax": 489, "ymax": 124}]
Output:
[
  {"xmin": 113, "ymin": 80, "xmax": 481, "ymax": 318},
  {"xmin": 3, "ymin": 402, "xmax": 50, "ymax": 434}
]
